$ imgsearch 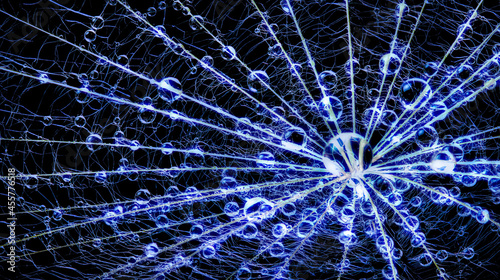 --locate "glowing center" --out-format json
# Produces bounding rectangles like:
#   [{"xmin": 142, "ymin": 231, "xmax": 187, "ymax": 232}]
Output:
[{"xmin": 322, "ymin": 133, "xmax": 373, "ymax": 178}]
